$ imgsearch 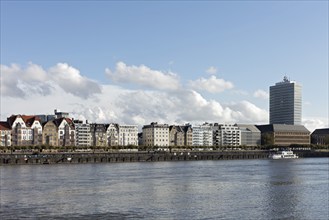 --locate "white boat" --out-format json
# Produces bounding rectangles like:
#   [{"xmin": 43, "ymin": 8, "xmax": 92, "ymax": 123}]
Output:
[{"xmin": 270, "ymin": 150, "xmax": 298, "ymax": 159}]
